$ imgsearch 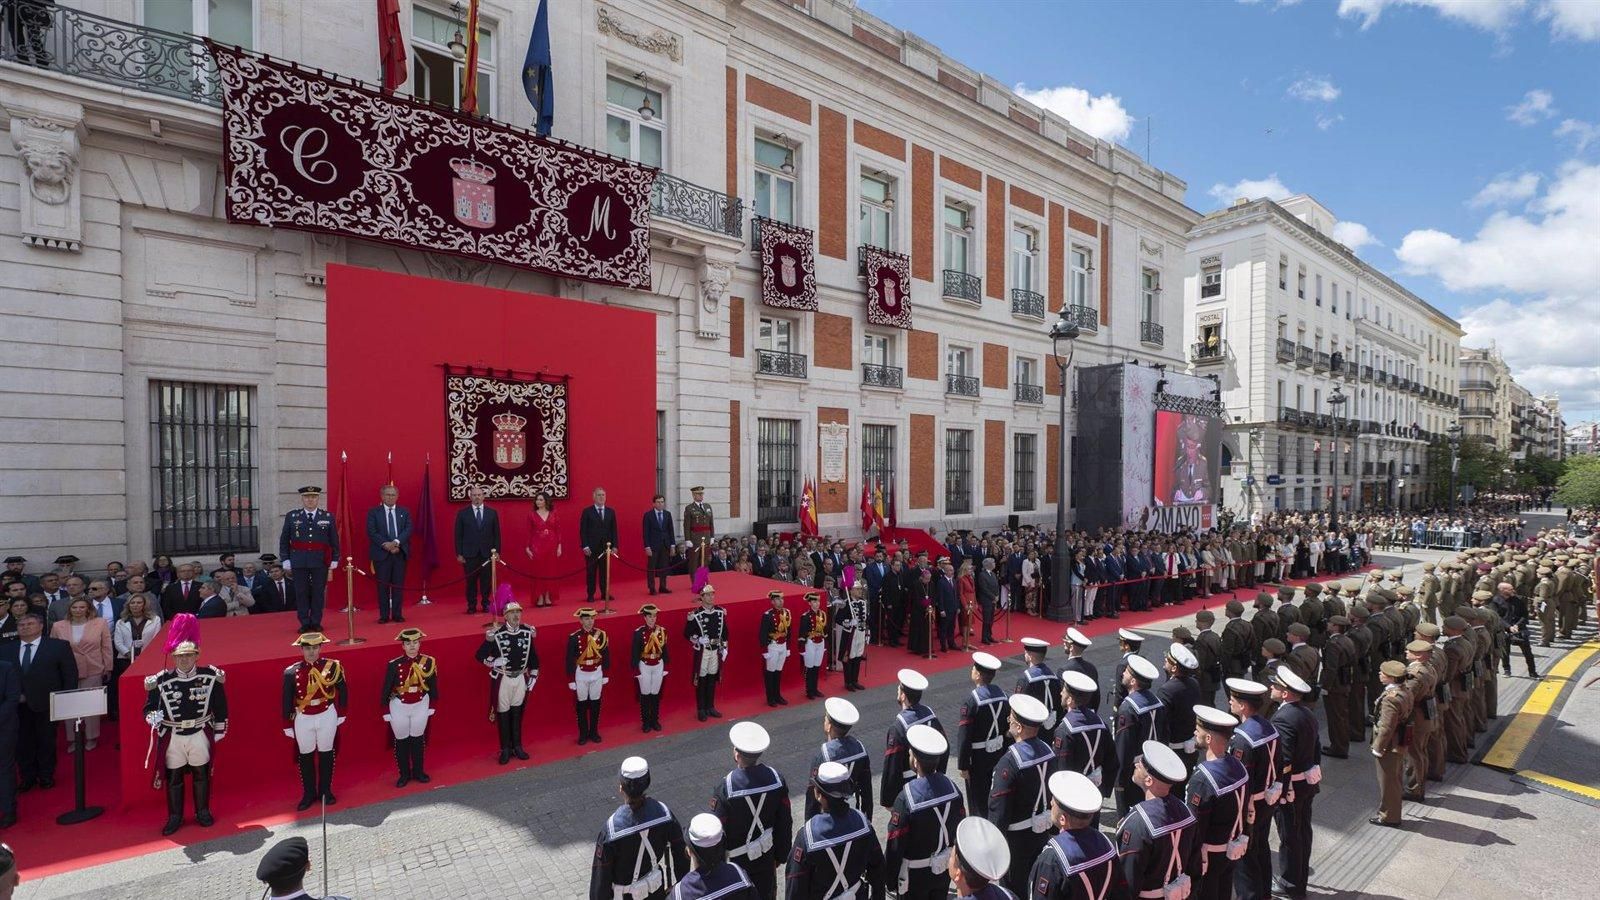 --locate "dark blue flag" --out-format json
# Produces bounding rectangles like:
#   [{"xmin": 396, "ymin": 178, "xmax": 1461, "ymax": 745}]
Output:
[{"xmin": 522, "ymin": 0, "xmax": 553, "ymax": 136}]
